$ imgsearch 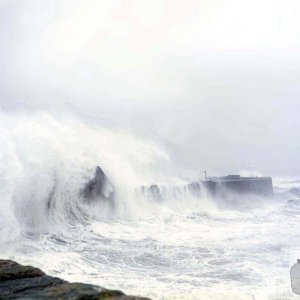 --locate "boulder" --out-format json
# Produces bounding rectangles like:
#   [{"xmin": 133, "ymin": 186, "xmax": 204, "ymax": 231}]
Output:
[
  {"xmin": 82, "ymin": 166, "xmax": 114, "ymax": 204},
  {"xmin": 140, "ymin": 185, "xmax": 162, "ymax": 201},
  {"xmin": 0, "ymin": 259, "xmax": 150, "ymax": 299}
]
